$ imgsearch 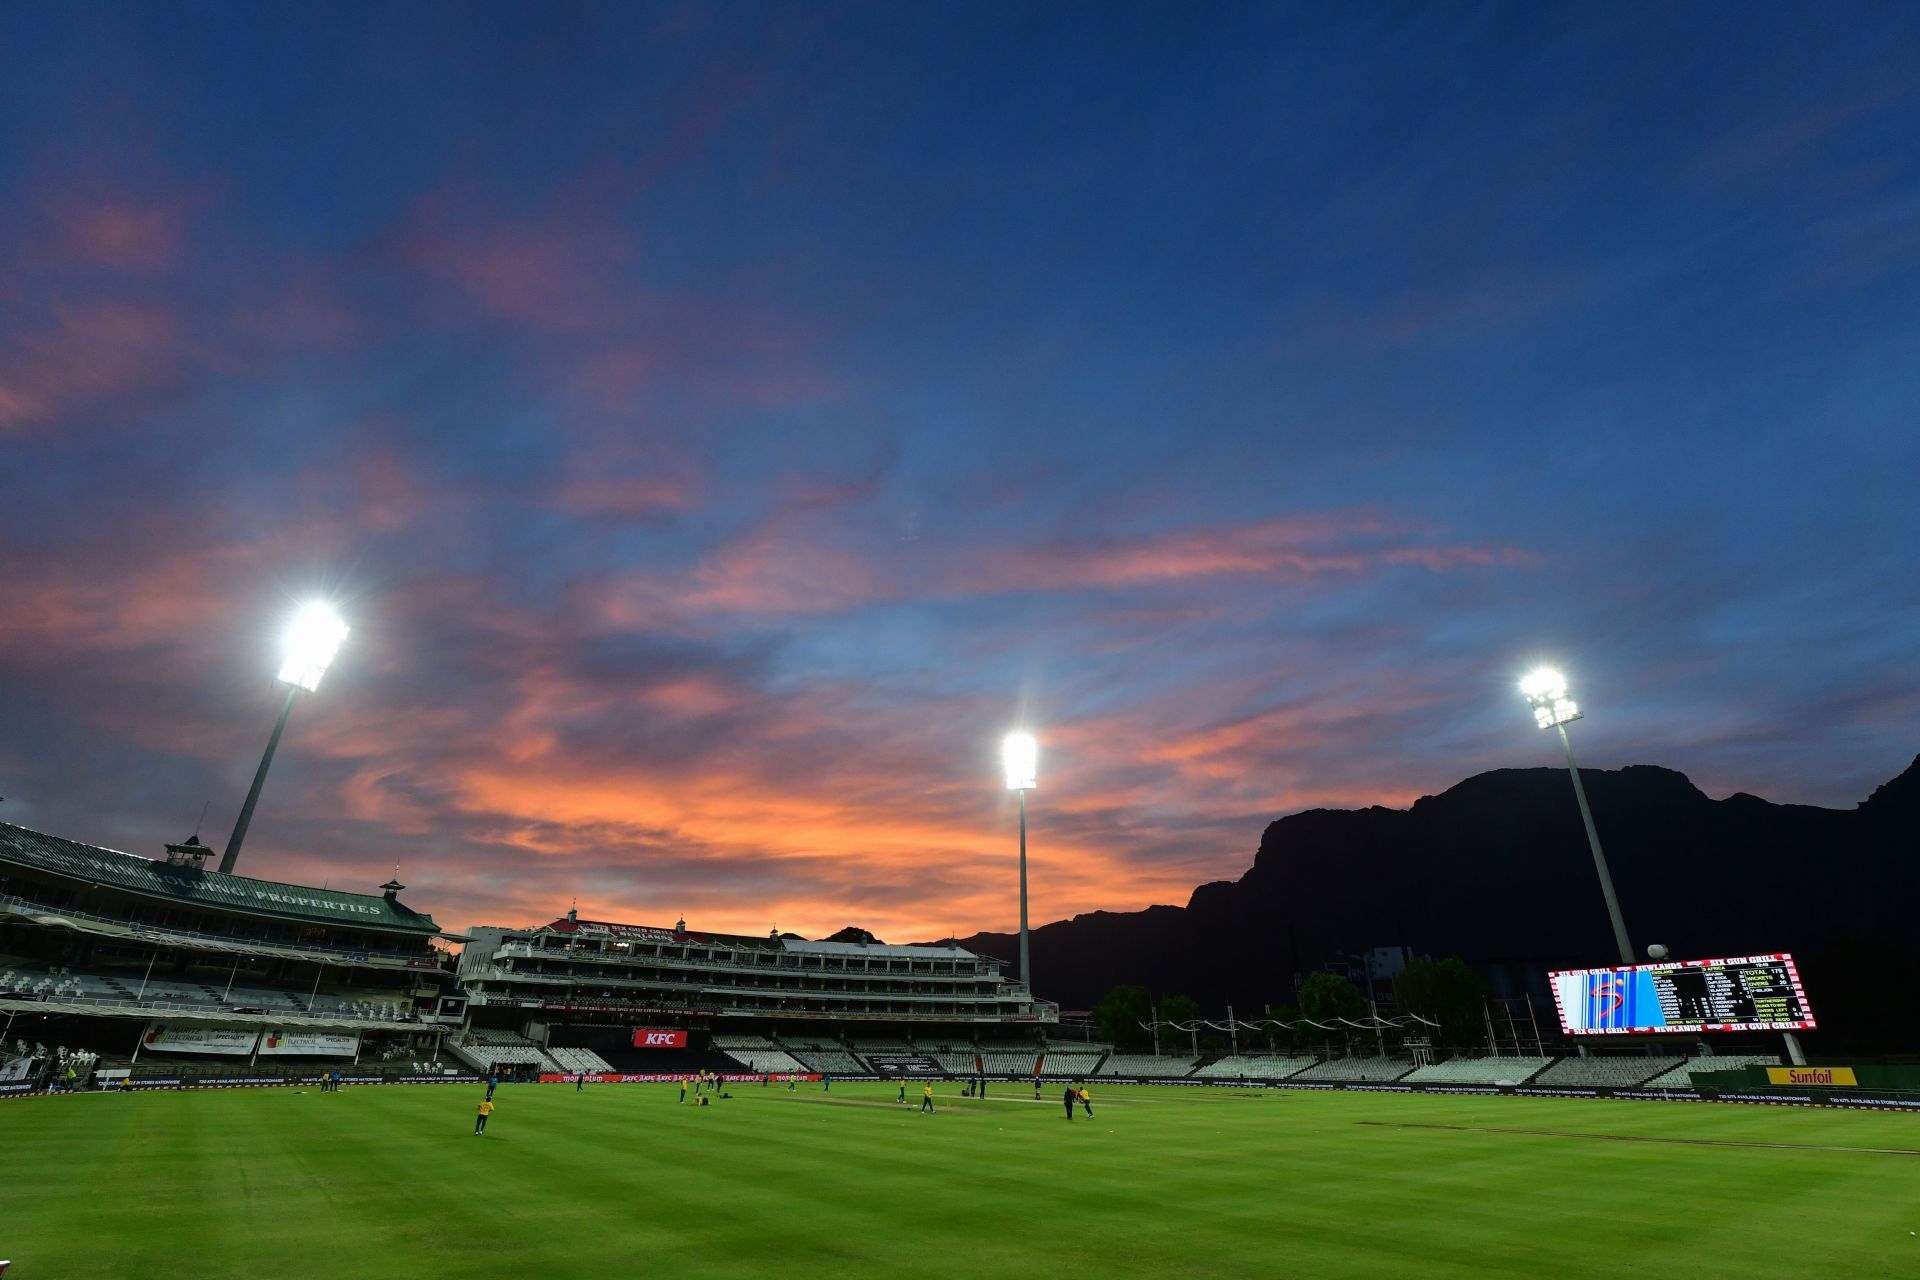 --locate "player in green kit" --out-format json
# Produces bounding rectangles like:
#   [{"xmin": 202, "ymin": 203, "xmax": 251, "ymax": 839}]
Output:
[{"xmin": 897, "ymin": 1077, "xmax": 907, "ymax": 1104}]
